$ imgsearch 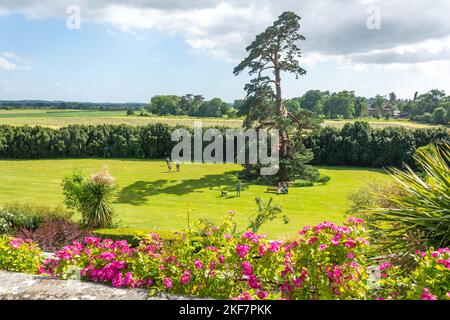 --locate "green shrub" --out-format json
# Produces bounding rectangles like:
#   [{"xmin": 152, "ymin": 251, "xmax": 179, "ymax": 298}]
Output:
[
  {"xmin": 0, "ymin": 236, "xmax": 42, "ymax": 274},
  {"xmin": 317, "ymin": 175, "xmax": 331, "ymax": 185},
  {"xmin": 248, "ymin": 198, "xmax": 287, "ymax": 233},
  {"xmin": 0, "ymin": 123, "xmax": 447, "ymax": 169},
  {"xmin": 0, "ymin": 202, "xmax": 72, "ymax": 234},
  {"xmin": 294, "ymin": 180, "xmax": 314, "ymax": 187}
]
